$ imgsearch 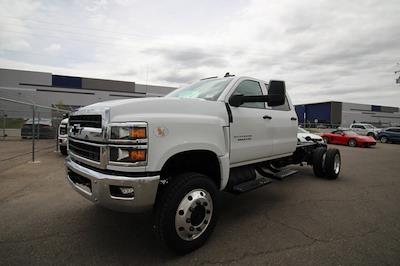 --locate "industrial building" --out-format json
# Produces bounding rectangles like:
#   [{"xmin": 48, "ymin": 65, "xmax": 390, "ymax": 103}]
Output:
[
  {"xmin": 0, "ymin": 68, "xmax": 177, "ymax": 118},
  {"xmin": 295, "ymin": 101, "xmax": 400, "ymax": 127}
]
